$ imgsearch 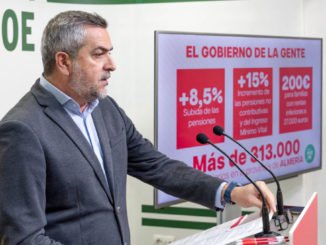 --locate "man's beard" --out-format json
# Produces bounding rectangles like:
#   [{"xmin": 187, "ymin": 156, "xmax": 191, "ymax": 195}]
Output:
[{"xmin": 69, "ymin": 62, "xmax": 110, "ymax": 103}]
